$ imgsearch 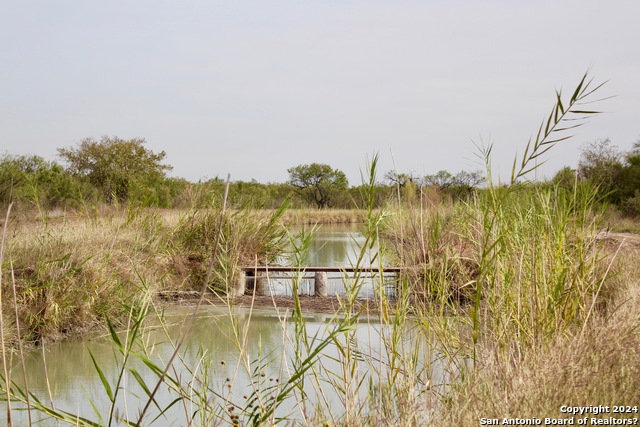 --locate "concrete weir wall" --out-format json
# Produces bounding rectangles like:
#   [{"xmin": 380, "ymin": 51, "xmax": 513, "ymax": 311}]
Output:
[{"xmin": 237, "ymin": 267, "xmax": 401, "ymax": 298}]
